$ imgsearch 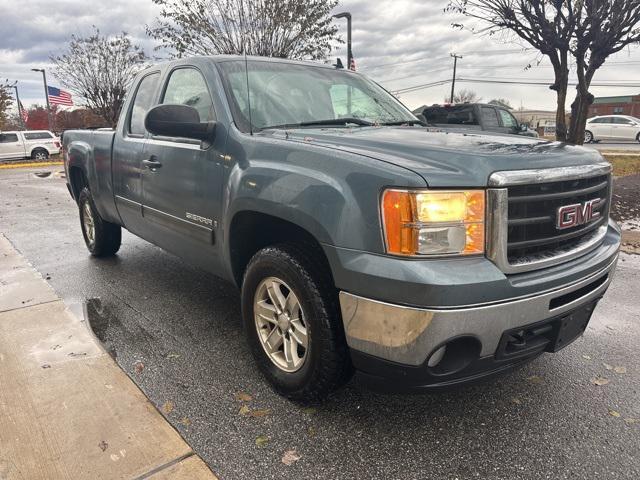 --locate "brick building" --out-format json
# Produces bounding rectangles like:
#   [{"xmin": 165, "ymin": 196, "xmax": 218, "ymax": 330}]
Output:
[{"xmin": 588, "ymin": 94, "xmax": 640, "ymax": 118}]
